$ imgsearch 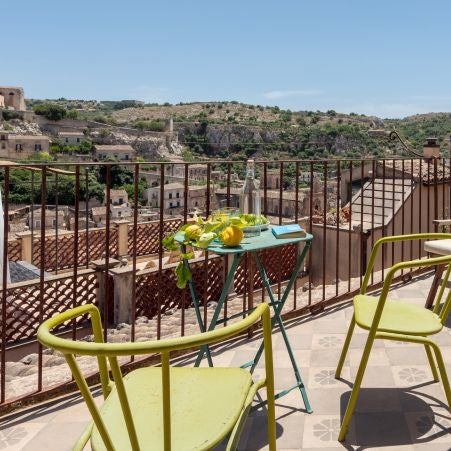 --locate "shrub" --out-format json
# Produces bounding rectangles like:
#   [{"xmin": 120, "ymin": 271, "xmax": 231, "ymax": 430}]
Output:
[
  {"xmin": 33, "ymin": 103, "xmax": 67, "ymax": 121},
  {"xmin": 135, "ymin": 120, "xmax": 166, "ymax": 132},
  {"xmin": 1, "ymin": 109, "xmax": 21, "ymax": 121},
  {"xmin": 66, "ymin": 109, "xmax": 78, "ymax": 119}
]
